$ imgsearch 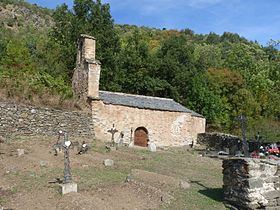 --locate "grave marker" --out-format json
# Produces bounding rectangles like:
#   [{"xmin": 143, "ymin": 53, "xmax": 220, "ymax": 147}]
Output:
[
  {"xmin": 107, "ymin": 124, "xmax": 118, "ymax": 145},
  {"xmin": 60, "ymin": 132, "xmax": 77, "ymax": 194}
]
